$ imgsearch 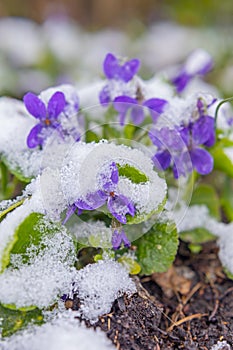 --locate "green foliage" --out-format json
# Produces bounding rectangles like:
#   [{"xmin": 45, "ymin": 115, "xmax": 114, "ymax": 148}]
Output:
[
  {"xmin": 0, "ymin": 303, "xmax": 43, "ymax": 338},
  {"xmin": 210, "ymin": 137, "xmax": 233, "ymax": 178},
  {"xmin": 191, "ymin": 184, "xmax": 220, "ymax": 219},
  {"xmin": 134, "ymin": 221, "xmax": 178, "ymax": 275},
  {"xmin": 180, "ymin": 227, "xmax": 216, "ymax": 244},
  {"xmin": 117, "ymin": 163, "xmax": 148, "ymax": 184},
  {"xmin": 1, "ymin": 213, "xmax": 60, "ymax": 272}
]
